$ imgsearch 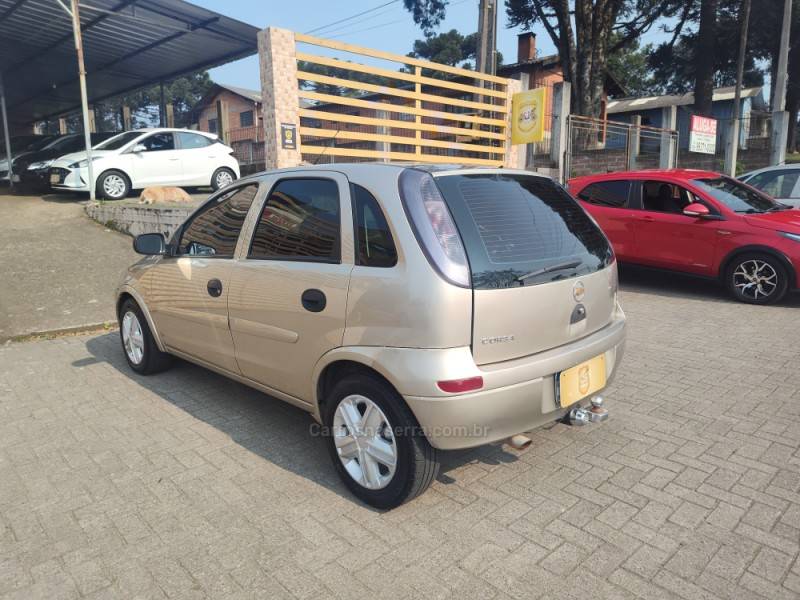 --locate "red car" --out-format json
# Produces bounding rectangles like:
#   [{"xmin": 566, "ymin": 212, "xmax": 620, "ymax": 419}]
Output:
[{"xmin": 568, "ymin": 169, "xmax": 800, "ymax": 304}]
